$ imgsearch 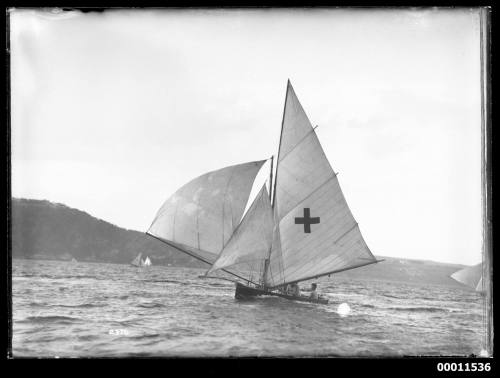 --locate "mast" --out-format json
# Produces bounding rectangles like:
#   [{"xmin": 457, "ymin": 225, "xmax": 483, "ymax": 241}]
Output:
[
  {"xmin": 261, "ymin": 156, "xmax": 273, "ymax": 288},
  {"xmin": 272, "ymin": 79, "xmax": 290, "ymax": 209}
]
